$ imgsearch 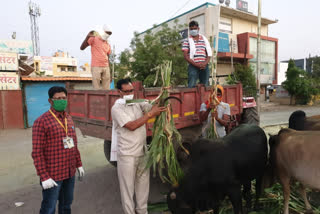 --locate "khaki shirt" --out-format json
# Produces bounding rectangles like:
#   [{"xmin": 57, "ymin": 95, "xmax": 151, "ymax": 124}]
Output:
[{"xmin": 111, "ymin": 101, "xmax": 152, "ymax": 157}]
